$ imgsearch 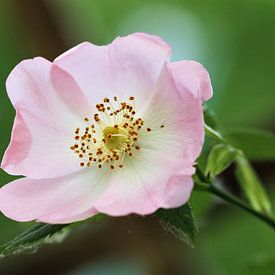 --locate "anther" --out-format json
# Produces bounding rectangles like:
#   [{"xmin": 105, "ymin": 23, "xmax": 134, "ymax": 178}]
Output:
[{"xmin": 94, "ymin": 114, "xmax": 100, "ymax": 122}]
